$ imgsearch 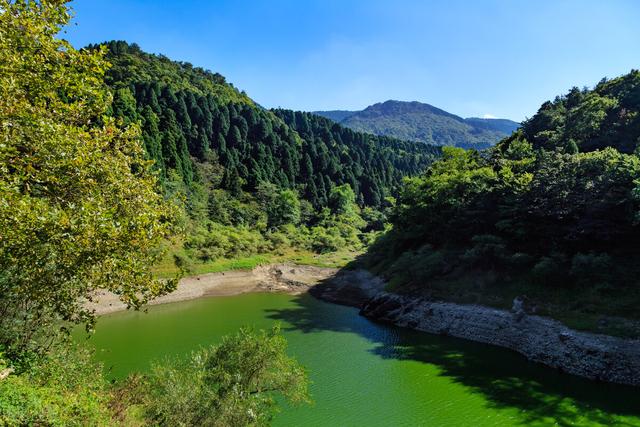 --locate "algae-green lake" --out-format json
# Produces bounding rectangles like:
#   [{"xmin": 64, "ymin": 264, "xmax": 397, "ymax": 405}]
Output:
[{"xmin": 78, "ymin": 292, "xmax": 640, "ymax": 426}]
